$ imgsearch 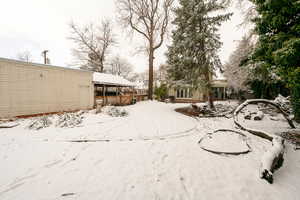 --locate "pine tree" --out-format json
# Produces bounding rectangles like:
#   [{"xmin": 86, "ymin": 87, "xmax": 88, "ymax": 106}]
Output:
[
  {"xmin": 166, "ymin": 0, "xmax": 232, "ymax": 109},
  {"xmin": 250, "ymin": 0, "xmax": 300, "ymax": 122}
]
